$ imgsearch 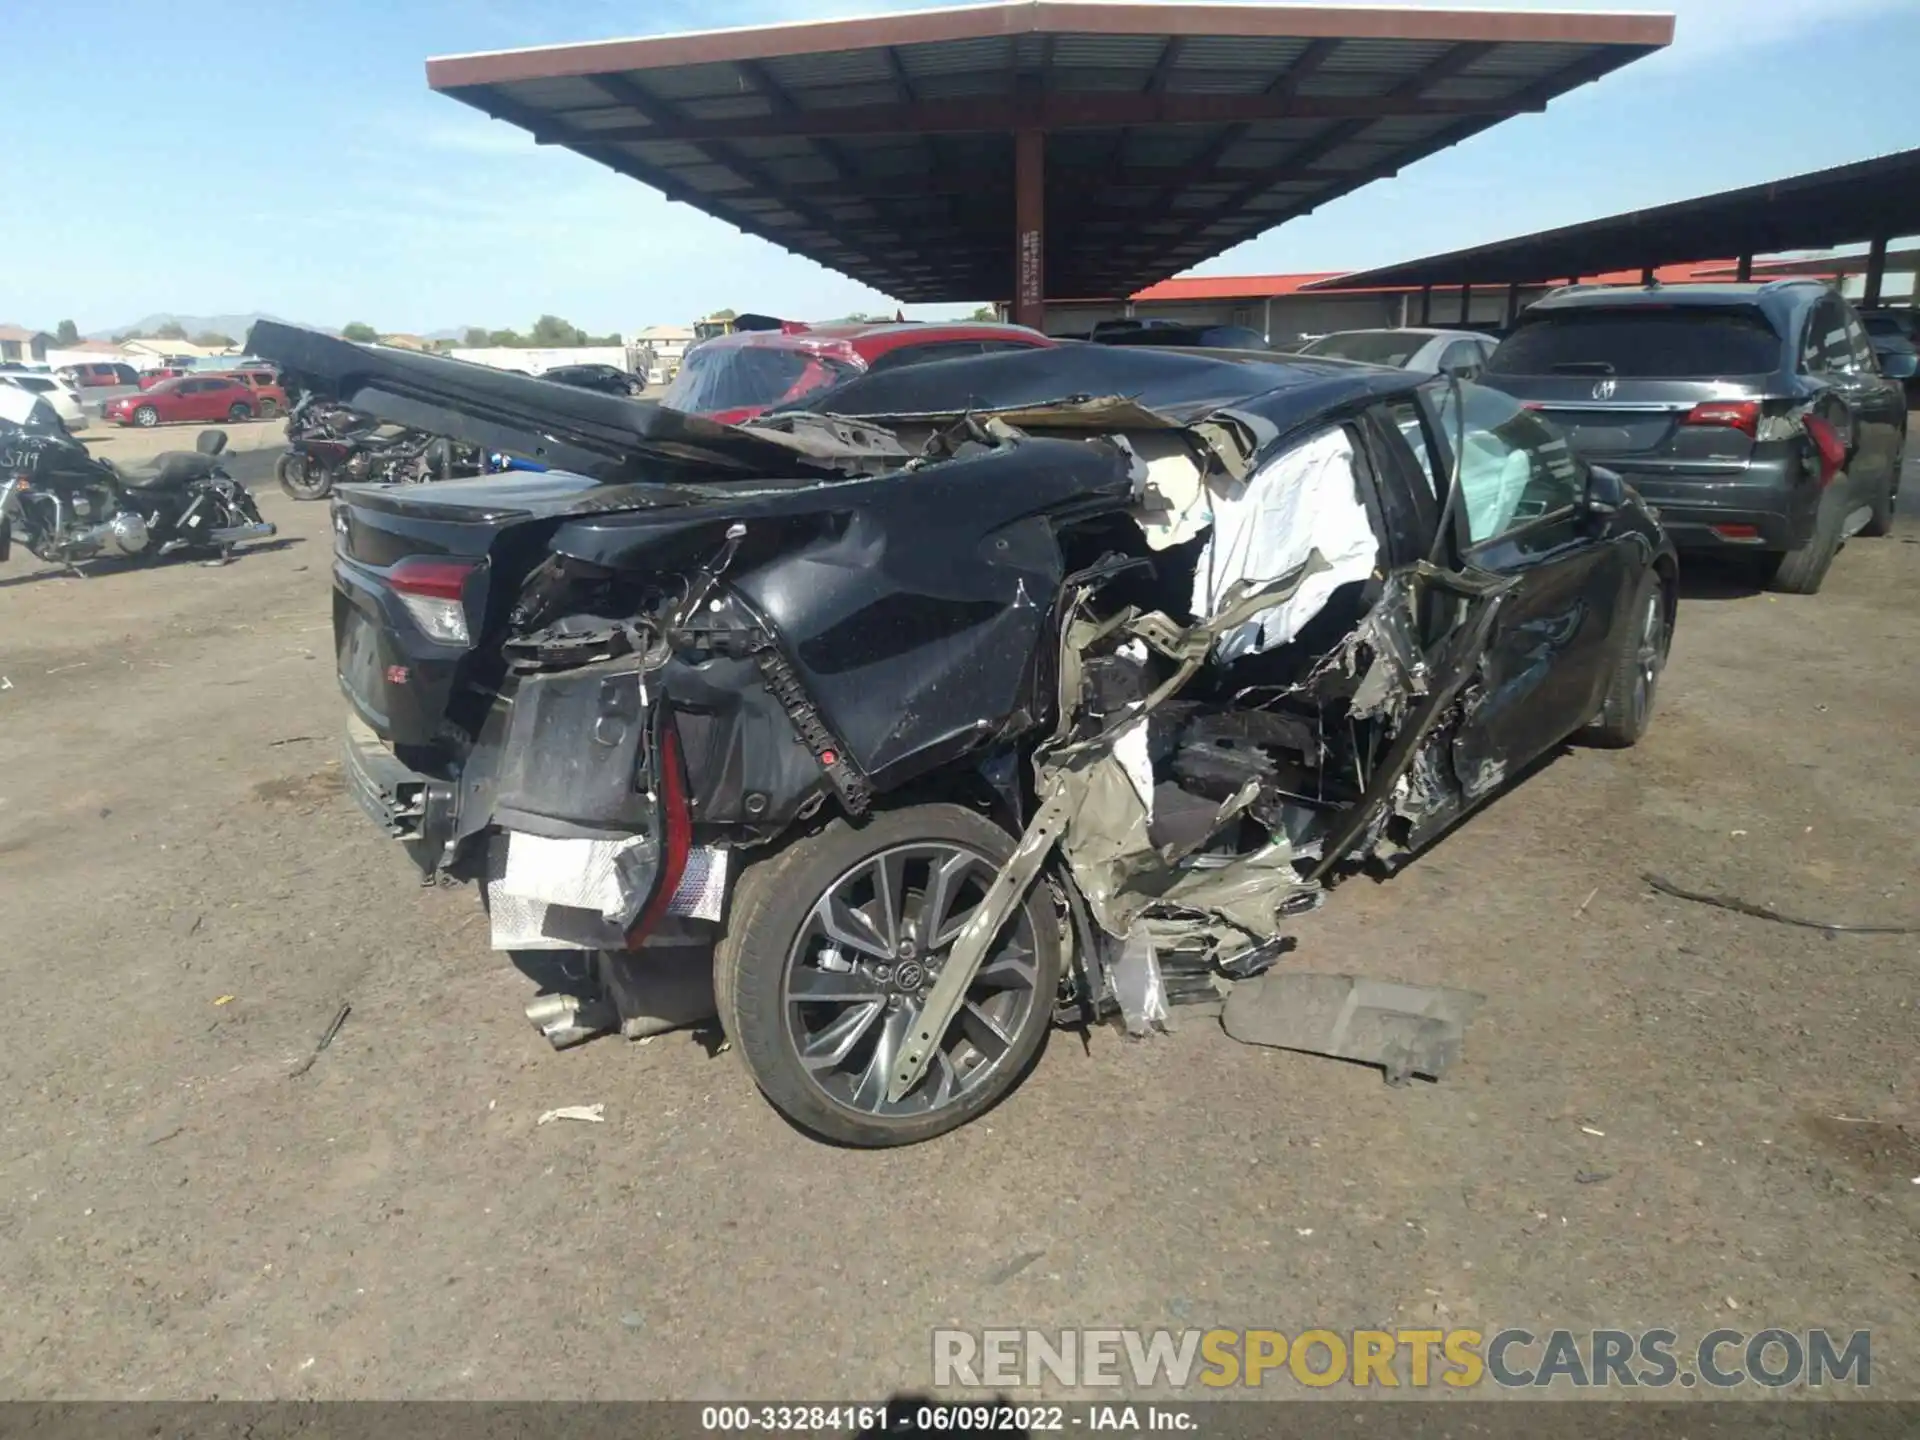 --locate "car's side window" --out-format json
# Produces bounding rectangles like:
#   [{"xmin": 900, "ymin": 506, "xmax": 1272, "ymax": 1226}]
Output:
[
  {"xmin": 1841, "ymin": 311, "xmax": 1878, "ymax": 373},
  {"xmin": 1801, "ymin": 298, "xmax": 1856, "ymax": 374},
  {"xmin": 1438, "ymin": 340, "xmax": 1484, "ymax": 379},
  {"xmin": 1431, "ymin": 381, "xmax": 1584, "ymax": 545},
  {"xmin": 865, "ymin": 341, "xmax": 986, "ymax": 374}
]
